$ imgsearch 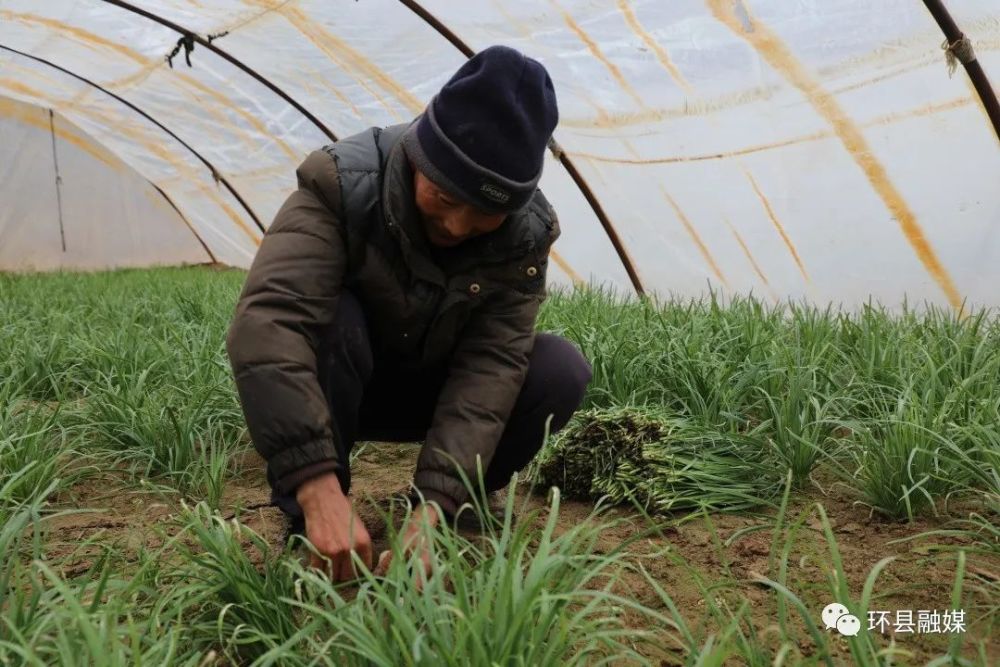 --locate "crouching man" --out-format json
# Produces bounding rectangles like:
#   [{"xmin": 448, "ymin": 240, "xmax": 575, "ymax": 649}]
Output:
[{"xmin": 226, "ymin": 45, "xmax": 591, "ymax": 583}]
